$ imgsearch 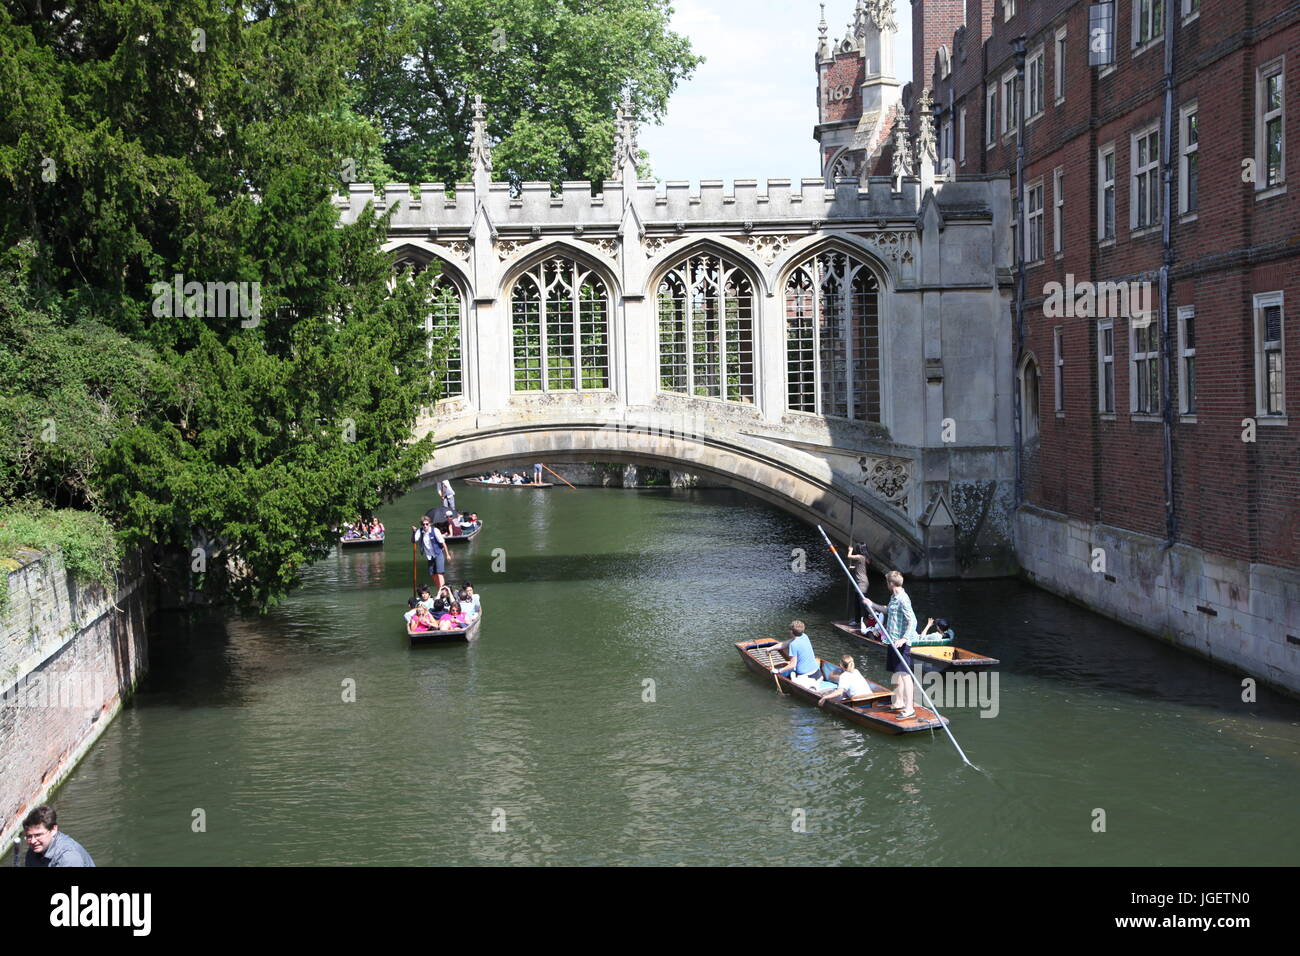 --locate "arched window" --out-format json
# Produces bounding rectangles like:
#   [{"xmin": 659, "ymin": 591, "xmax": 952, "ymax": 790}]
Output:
[
  {"xmin": 938, "ymin": 45, "xmax": 951, "ymax": 79},
  {"xmin": 656, "ymin": 252, "xmax": 755, "ymax": 402},
  {"xmin": 395, "ymin": 256, "xmax": 463, "ymax": 400},
  {"xmin": 511, "ymin": 257, "xmax": 610, "ymax": 392},
  {"xmin": 830, "ymin": 150, "xmax": 862, "ymax": 180},
  {"xmin": 1020, "ymin": 354, "xmax": 1041, "ymax": 441},
  {"xmin": 784, "ymin": 250, "xmax": 881, "ymax": 422}
]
